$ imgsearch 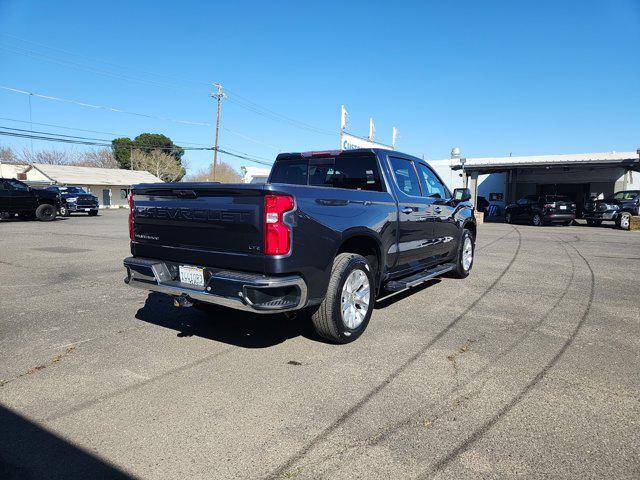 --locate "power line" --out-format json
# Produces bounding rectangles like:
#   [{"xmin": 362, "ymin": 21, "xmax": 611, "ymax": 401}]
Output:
[
  {"xmin": 0, "ymin": 127, "xmax": 274, "ymax": 166},
  {"xmin": 0, "ymin": 86, "xmax": 282, "ymax": 150},
  {"xmin": 1, "ymin": 34, "xmax": 334, "ymax": 137},
  {"xmin": 0, "ymin": 85, "xmax": 212, "ymax": 126},
  {"xmin": 0, "ymin": 116, "xmax": 212, "ymax": 147}
]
